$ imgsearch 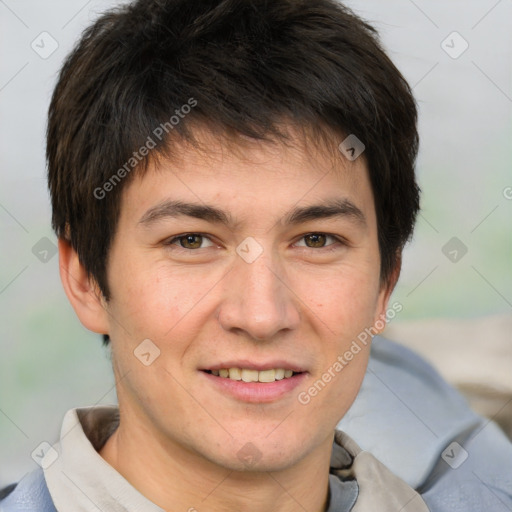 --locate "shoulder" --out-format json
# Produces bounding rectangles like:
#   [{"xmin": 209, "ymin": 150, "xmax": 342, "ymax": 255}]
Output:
[
  {"xmin": 339, "ymin": 335, "xmax": 512, "ymax": 511},
  {"xmin": 0, "ymin": 468, "xmax": 57, "ymax": 512},
  {"xmin": 332, "ymin": 429, "xmax": 430, "ymax": 511}
]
